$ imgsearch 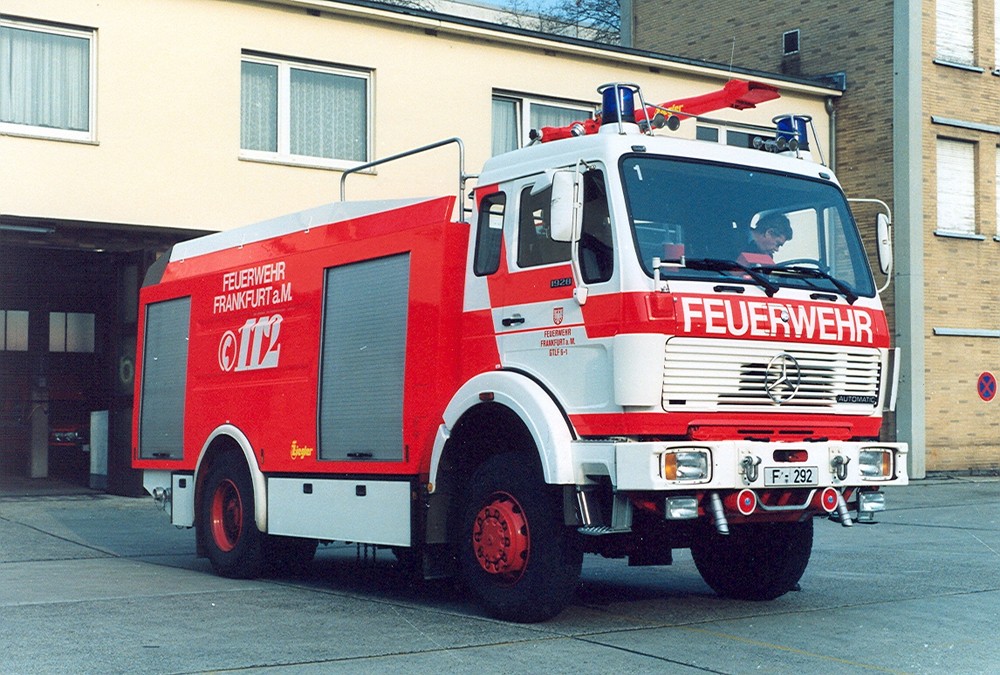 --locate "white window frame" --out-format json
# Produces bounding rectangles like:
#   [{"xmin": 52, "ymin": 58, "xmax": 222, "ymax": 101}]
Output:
[
  {"xmin": 0, "ymin": 18, "xmax": 97, "ymax": 143},
  {"xmin": 240, "ymin": 53, "xmax": 372, "ymax": 170},
  {"xmin": 492, "ymin": 92, "xmax": 594, "ymax": 154},
  {"xmin": 782, "ymin": 29, "xmax": 800, "ymax": 56},
  {"xmin": 936, "ymin": 137, "xmax": 978, "ymax": 237}
]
